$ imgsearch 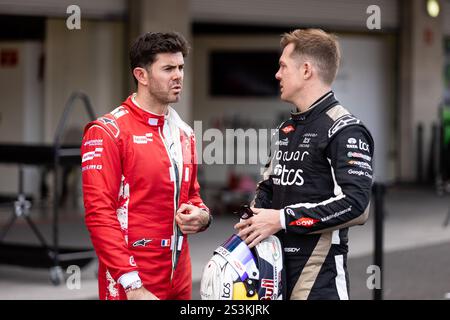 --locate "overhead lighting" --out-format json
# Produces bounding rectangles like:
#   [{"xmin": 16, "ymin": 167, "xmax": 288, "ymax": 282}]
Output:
[{"xmin": 426, "ymin": 0, "xmax": 440, "ymax": 18}]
